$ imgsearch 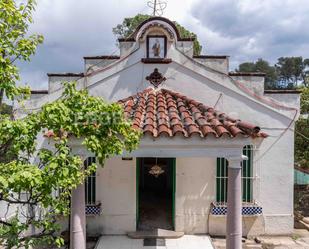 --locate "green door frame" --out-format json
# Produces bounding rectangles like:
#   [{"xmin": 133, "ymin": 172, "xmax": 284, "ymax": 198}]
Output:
[
  {"xmin": 136, "ymin": 158, "xmax": 140, "ymax": 228},
  {"xmin": 171, "ymin": 158, "xmax": 176, "ymax": 229},
  {"xmin": 136, "ymin": 158, "xmax": 176, "ymax": 230}
]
